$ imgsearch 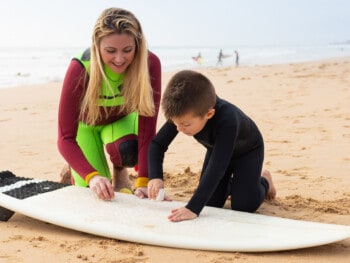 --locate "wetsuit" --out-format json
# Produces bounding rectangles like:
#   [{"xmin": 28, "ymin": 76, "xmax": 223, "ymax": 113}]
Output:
[
  {"xmin": 148, "ymin": 97, "xmax": 269, "ymax": 215},
  {"xmin": 58, "ymin": 49, "xmax": 161, "ymax": 188}
]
